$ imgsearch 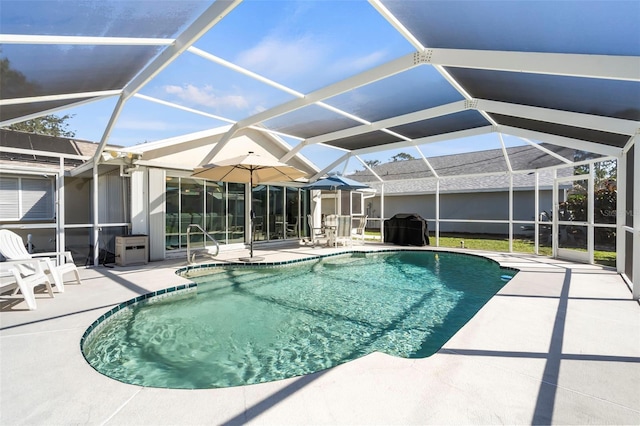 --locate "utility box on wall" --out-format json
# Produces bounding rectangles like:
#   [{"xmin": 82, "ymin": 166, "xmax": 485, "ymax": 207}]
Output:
[{"xmin": 115, "ymin": 235, "xmax": 148, "ymax": 266}]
